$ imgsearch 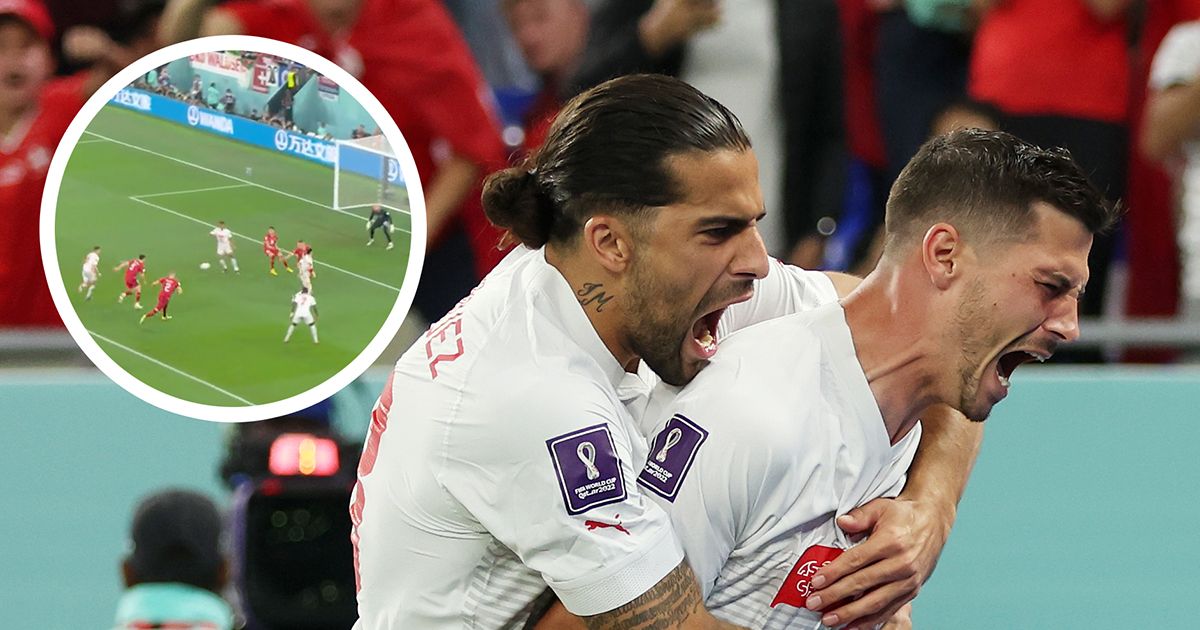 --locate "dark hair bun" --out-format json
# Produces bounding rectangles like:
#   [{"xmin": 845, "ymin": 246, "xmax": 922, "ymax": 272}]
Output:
[{"xmin": 482, "ymin": 167, "xmax": 554, "ymax": 249}]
